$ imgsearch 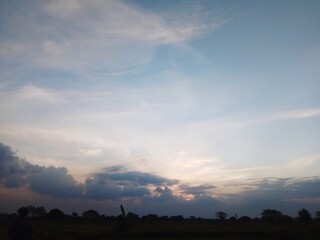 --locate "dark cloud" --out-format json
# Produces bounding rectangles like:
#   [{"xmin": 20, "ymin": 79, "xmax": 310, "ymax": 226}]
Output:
[
  {"xmin": 85, "ymin": 176, "xmax": 150, "ymax": 200},
  {"xmin": 136, "ymin": 187, "xmax": 223, "ymax": 217},
  {"xmin": 0, "ymin": 142, "xmax": 83, "ymax": 198},
  {"xmin": 0, "ymin": 143, "xmax": 32, "ymax": 188},
  {"xmin": 153, "ymin": 186, "xmax": 175, "ymax": 202},
  {"xmin": 0, "ymin": 143, "xmax": 180, "ymax": 201},
  {"xmin": 239, "ymin": 177, "xmax": 320, "ymax": 200},
  {"xmin": 224, "ymin": 177, "xmax": 320, "ymax": 216},
  {"xmin": 84, "ymin": 167, "xmax": 179, "ymax": 200},
  {"xmin": 287, "ymin": 177, "xmax": 320, "ymax": 199},
  {"xmin": 2, "ymin": 142, "xmax": 320, "ymax": 217},
  {"xmin": 179, "ymin": 184, "xmax": 216, "ymax": 195},
  {"xmin": 27, "ymin": 166, "xmax": 83, "ymax": 198},
  {"xmin": 155, "ymin": 186, "xmax": 172, "ymax": 194},
  {"xmin": 94, "ymin": 166, "xmax": 179, "ymax": 186},
  {"xmin": 0, "ymin": 143, "xmax": 26, "ymax": 186}
]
